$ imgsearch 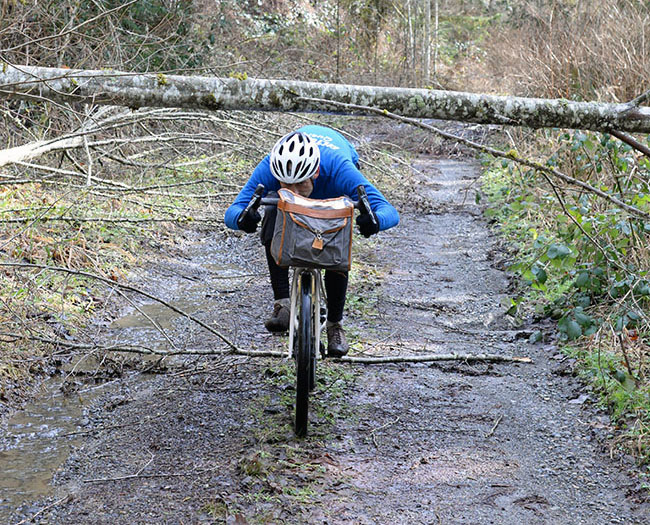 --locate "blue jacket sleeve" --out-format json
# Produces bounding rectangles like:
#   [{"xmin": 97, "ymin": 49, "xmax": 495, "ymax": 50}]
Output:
[
  {"xmin": 224, "ymin": 157, "xmax": 280, "ymax": 230},
  {"xmin": 334, "ymin": 160, "xmax": 399, "ymax": 231}
]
